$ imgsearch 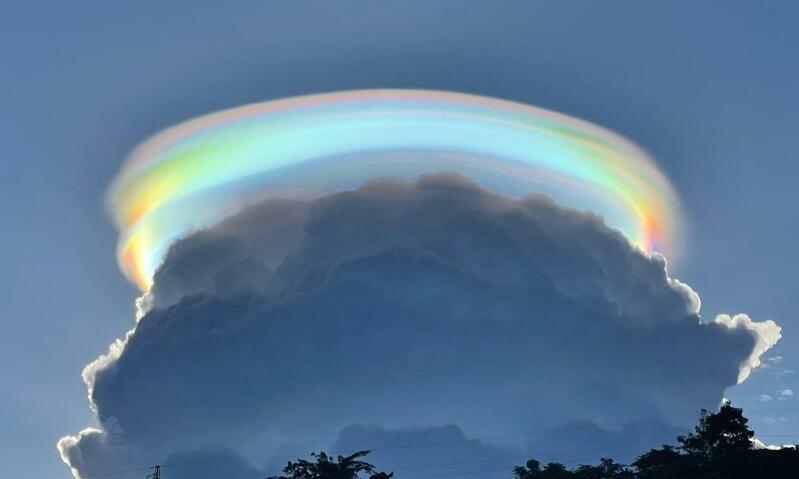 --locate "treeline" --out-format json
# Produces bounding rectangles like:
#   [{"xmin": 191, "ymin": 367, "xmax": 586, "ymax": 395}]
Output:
[{"xmin": 268, "ymin": 403, "xmax": 799, "ymax": 479}]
